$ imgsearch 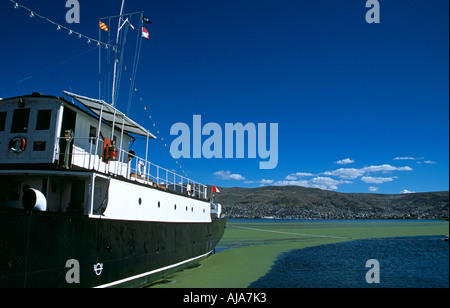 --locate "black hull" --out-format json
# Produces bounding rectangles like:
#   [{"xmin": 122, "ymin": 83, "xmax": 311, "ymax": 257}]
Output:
[{"xmin": 0, "ymin": 208, "xmax": 227, "ymax": 288}]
